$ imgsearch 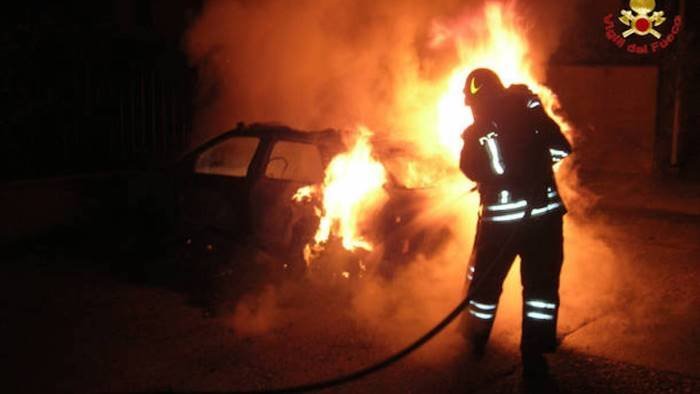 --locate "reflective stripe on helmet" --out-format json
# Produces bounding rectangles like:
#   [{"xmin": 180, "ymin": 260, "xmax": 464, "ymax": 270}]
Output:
[{"xmin": 470, "ymin": 77, "xmax": 481, "ymax": 95}]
